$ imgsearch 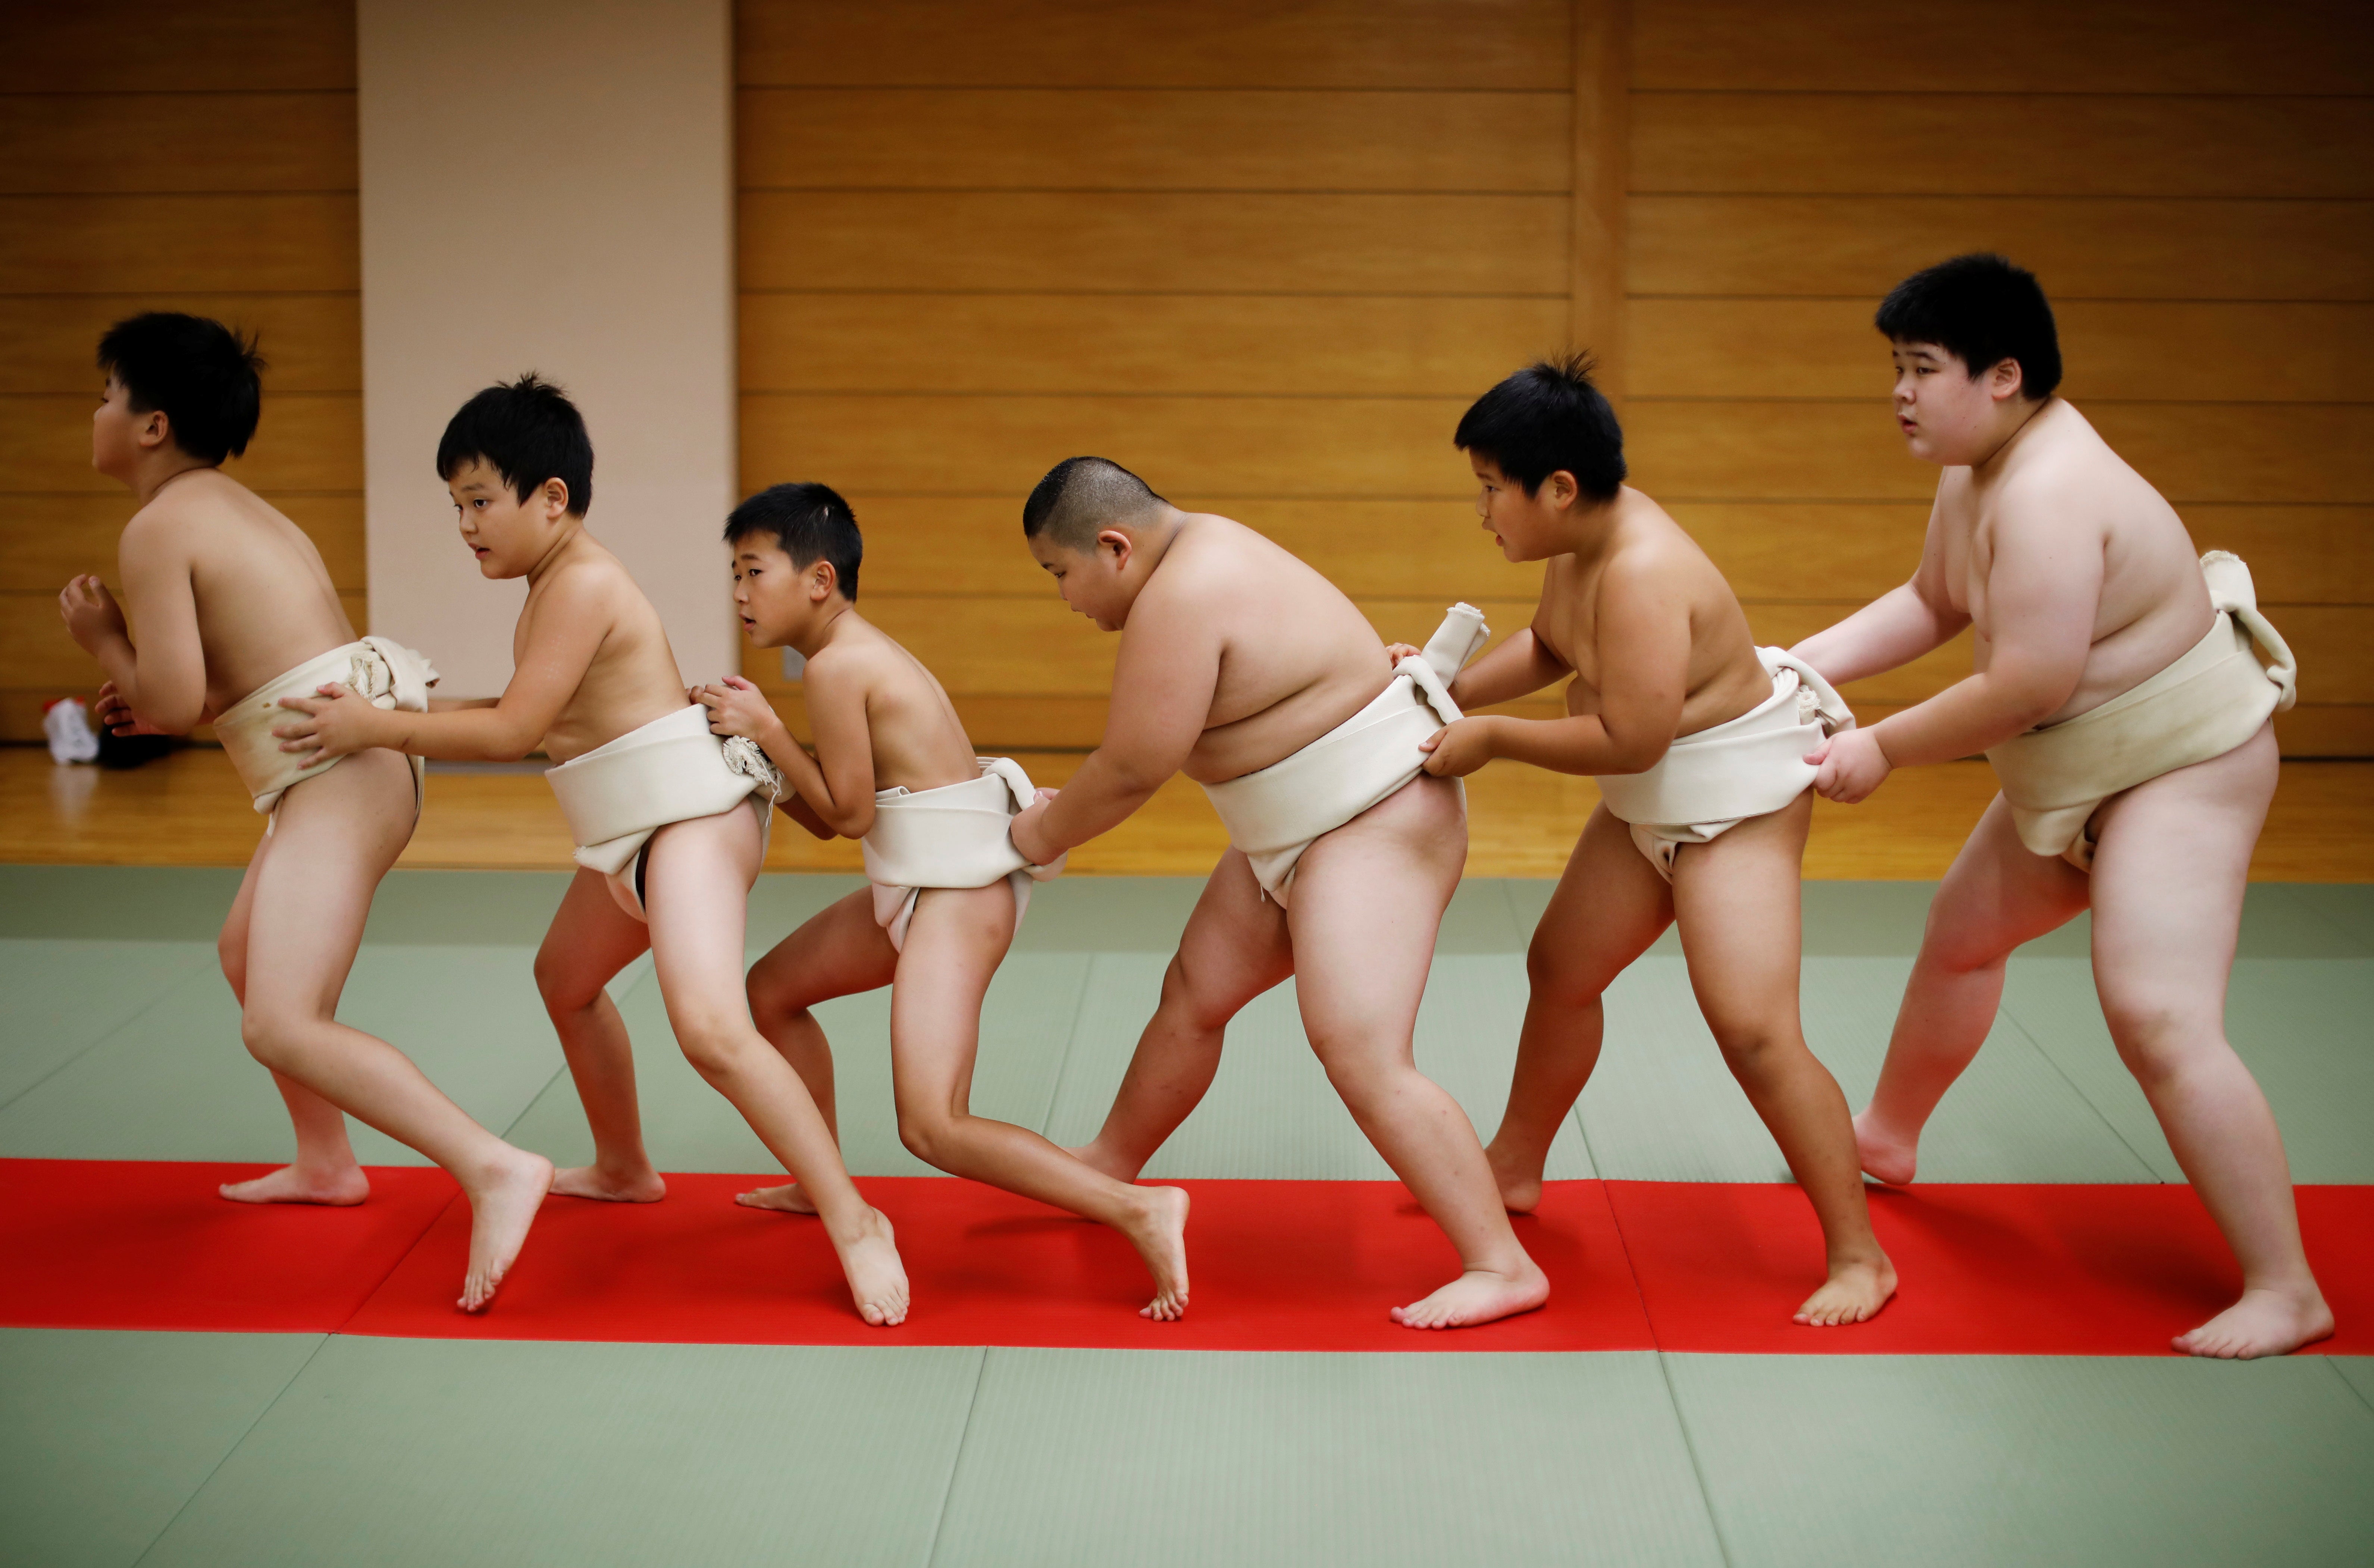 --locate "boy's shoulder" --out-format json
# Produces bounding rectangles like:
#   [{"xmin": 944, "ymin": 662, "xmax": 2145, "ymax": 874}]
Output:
[{"xmin": 119, "ymin": 469, "xmax": 248, "ymax": 555}]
